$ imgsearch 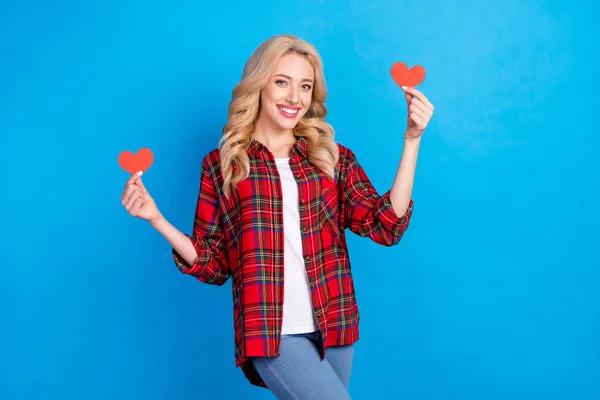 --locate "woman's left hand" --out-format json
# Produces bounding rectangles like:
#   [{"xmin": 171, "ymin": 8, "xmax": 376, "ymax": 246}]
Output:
[{"xmin": 402, "ymin": 86, "xmax": 434, "ymax": 141}]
